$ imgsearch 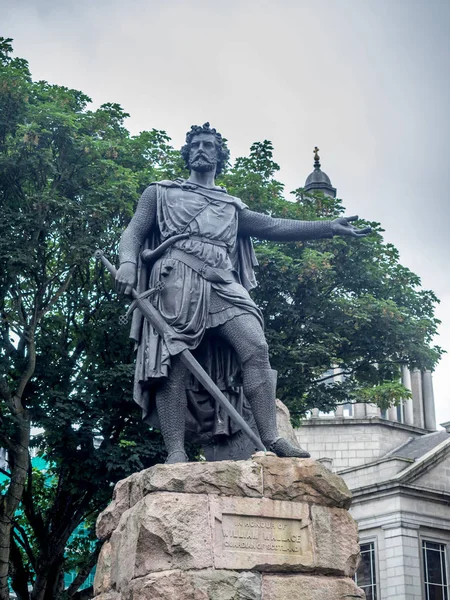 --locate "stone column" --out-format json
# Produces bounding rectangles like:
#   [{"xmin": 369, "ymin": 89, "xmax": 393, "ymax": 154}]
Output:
[
  {"xmin": 410, "ymin": 369, "xmax": 425, "ymax": 429},
  {"xmin": 311, "ymin": 408, "xmax": 320, "ymax": 418},
  {"xmin": 379, "ymin": 524, "xmax": 422, "ymax": 600},
  {"xmin": 93, "ymin": 458, "xmax": 364, "ymax": 600},
  {"xmin": 353, "ymin": 403, "xmax": 366, "ymax": 418},
  {"xmin": 388, "ymin": 405, "xmax": 398, "ymax": 422},
  {"xmin": 335, "ymin": 404, "xmax": 344, "ymax": 417},
  {"xmin": 402, "ymin": 366, "xmax": 414, "ymax": 426},
  {"xmin": 365, "ymin": 403, "xmax": 380, "ymax": 417},
  {"xmin": 422, "ymin": 370, "xmax": 437, "ymax": 431}
]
